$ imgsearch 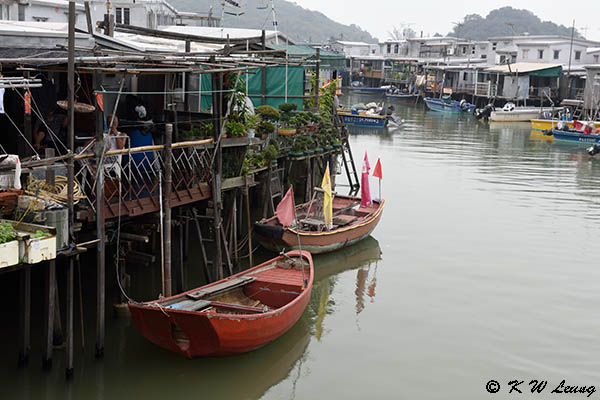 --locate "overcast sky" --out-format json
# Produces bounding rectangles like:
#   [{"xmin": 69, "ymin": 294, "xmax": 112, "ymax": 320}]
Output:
[{"xmin": 292, "ymin": 0, "xmax": 600, "ymax": 42}]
